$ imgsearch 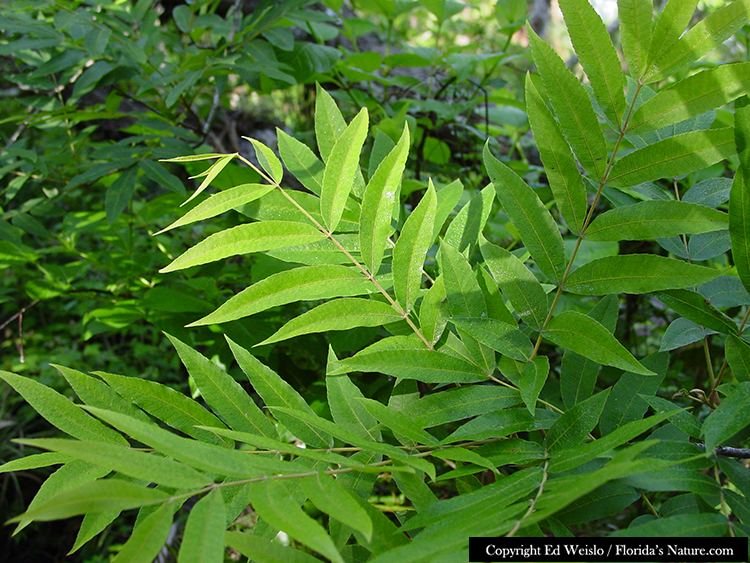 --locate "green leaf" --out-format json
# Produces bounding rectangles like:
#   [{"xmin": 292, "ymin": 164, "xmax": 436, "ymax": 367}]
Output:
[
  {"xmin": 326, "ymin": 349, "xmax": 381, "ymax": 441},
  {"xmin": 548, "ymin": 410, "xmax": 679, "ymax": 473},
  {"xmin": 443, "ymin": 183, "xmax": 495, "ymax": 253},
  {"xmin": 360, "ymin": 126, "xmax": 409, "ymax": 274},
  {"xmin": 226, "ymin": 531, "xmax": 323, "ymax": 563},
  {"xmin": 228, "ymin": 336, "xmax": 333, "ymax": 448},
  {"xmin": 139, "ymin": 159, "xmax": 185, "ymax": 195},
  {"xmin": 302, "ymin": 473, "xmax": 373, "ymax": 540},
  {"xmin": 733, "ymin": 104, "xmax": 750, "ymax": 293},
  {"xmin": 15, "ymin": 438, "xmax": 211, "ymax": 489},
  {"xmin": 644, "ymin": 0, "xmax": 699, "ymax": 80},
  {"xmin": 0, "ymin": 371, "xmax": 126, "ymax": 445},
  {"xmin": 618, "ymin": 0, "xmax": 653, "ymax": 79},
  {"xmin": 400, "ymin": 385, "xmax": 522, "ymax": 428},
  {"xmin": 356, "ymin": 397, "xmax": 438, "ymax": 445},
  {"xmin": 250, "ymin": 480, "xmax": 344, "ymax": 563},
  {"xmin": 105, "ymin": 165, "xmax": 138, "ymax": 223},
  {"xmin": 182, "ymin": 154, "xmax": 237, "ymax": 206},
  {"xmin": 321, "ymin": 107, "xmax": 368, "ymax": 232},
  {"xmin": 598, "ymin": 352, "xmax": 668, "ymax": 435},
  {"xmin": 555, "ymin": 482, "xmax": 639, "ymax": 526},
  {"xmin": 94, "ymin": 371, "xmax": 232, "ymax": 447},
  {"xmin": 527, "ymin": 25, "xmax": 607, "ymax": 180},
  {"xmin": 645, "ymin": 0, "xmax": 750, "ymax": 83},
  {"xmin": 623, "ymin": 467, "xmax": 720, "ymax": 497},
  {"xmin": 609, "ymin": 128, "xmax": 736, "ymax": 188},
  {"xmin": 660, "ymin": 318, "xmax": 714, "ymax": 351},
  {"xmin": 434, "ymin": 180, "xmax": 465, "ymax": 240},
  {"xmin": 277, "ymin": 129, "xmax": 324, "ymax": 196},
  {"xmin": 54, "ymin": 365, "xmax": 151, "ymax": 424},
  {"xmin": 178, "ymin": 489, "xmax": 226, "ymax": 563},
  {"xmin": 564, "ymin": 254, "xmax": 720, "ymax": 294},
  {"xmin": 519, "ymin": 356, "xmax": 550, "ymax": 415},
  {"xmin": 560, "ymin": 295, "xmax": 618, "ymax": 409},
  {"xmin": 418, "ymin": 275, "xmax": 449, "ymax": 346},
  {"xmin": 257, "ymin": 298, "xmax": 402, "ymax": 346},
  {"xmin": 393, "ymin": 181, "xmax": 437, "ymax": 312},
  {"xmin": 0, "ymin": 452, "xmax": 68, "ymax": 473},
  {"xmin": 159, "ymin": 221, "xmax": 325, "ymax": 273},
  {"xmin": 525, "ymin": 74, "xmax": 587, "ymax": 234},
  {"xmin": 653, "ymin": 289, "xmax": 737, "ymax": 334},
  {"xmin": 111, "ymin": 503, "xmax": 173, "ymax": 563},
  {"xmin": 558, "ymin": 0, "xmax": 625, "ymax": 127},
  {"xmin": 614, "ymin": 513, "xmax": 727, "ymax": 537},
  {"xmin": 9, "ymin": 479, "xmax": 168, "ymax": 523},
  {"xmin": 703, "ymin": 382, "xmax": 750, "ymax": 452},
  {"xmin": 719, "ymin": 457, "xmax": 750, "ymax": 499},
  {"xmin": 315, "ymin": 84, "xmax": 348, "ymax": 163},
  {"xmin": 629, "ymin": 63, "xmax": 750, "ymax": 134},
  {"xmin": 333, "ymin": 337, "xmax": 487, "ymax": 383},
  {"xmin": 434, "ymin": 447, "xmax": 500, "ymax": 476},
  {"xmin": 545, "ymin": 390, "xmax": 610, "ymax": 451},
  {"xmin": 726, "ymin": 334, "xmax": 750, "ymax": 383},
  {"xmin": 479, "ymin": 237, "xmax": 549, "ymax": 329},
  {"xmin": 155, "ymin": 183, "xmax": 275, "ymax": 235},
  {"xmin": 484, "ymin": 145, "xmax": 565, "ymax": 282},
  {"xmin": 639, "ymin": 395, "xmax": 702, "ymax": 439},
  {"xmin": 246, "ymin": 137, "xmax": 283, "ymax": 184},
  {"xmin": 166, "ymin": 334, "xmax": 276, "ymax": 438},
  {"xmin": 585, "ymin": 201, "xmax": 728, "ymax": 241},
  {"xmin": 190, "ymin": 265, "xmax": 372, "ymax": 326},
  {"xmin": 545, "ymin": 311, "xmax": 655, "ymax": 374},
  {"xmin": 85, "ymin": 407, "xmax": 302, "ymax": 478},
  {"xmin": 451, "ymin": 317, "xmax": 533, "ymax": 362}
]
